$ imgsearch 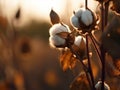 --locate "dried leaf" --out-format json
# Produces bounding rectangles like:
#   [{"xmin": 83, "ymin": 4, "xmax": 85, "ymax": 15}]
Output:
[
  {"xmin": 105, "ymin": 53, "xmax": 120, "ymax": 77},
  {"xmin": 50, "ymin": 9, "xmax": 60, "ymax": 25},
  {"xmin": 114, "ymin": 59, "xmax": 120, "ymax": 73},
  {"xmin": 60, "ymin": 49, "xmax": 77, "ymax": 71},
  {"xmin": 70, "ymin": 72, "xmax": 90, "ymax": 90},
  {"xmin": 69, "ymin": 57, "xmax": 77, "ymax": 70}
]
